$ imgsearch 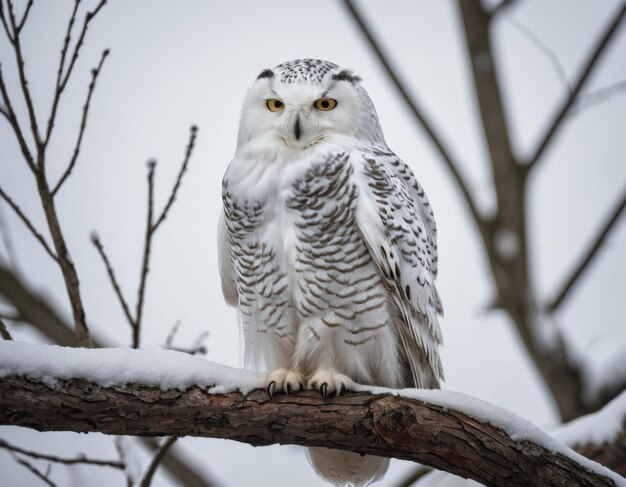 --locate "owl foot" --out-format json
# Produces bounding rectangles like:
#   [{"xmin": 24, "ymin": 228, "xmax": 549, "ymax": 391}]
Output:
[
  {"xmin": 266, "ymin": 368, "xmax": 304, "ymax": 399},
  {"xmin": 307, "ymin": 370, "xmax": 354, "ymax": 400}
]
